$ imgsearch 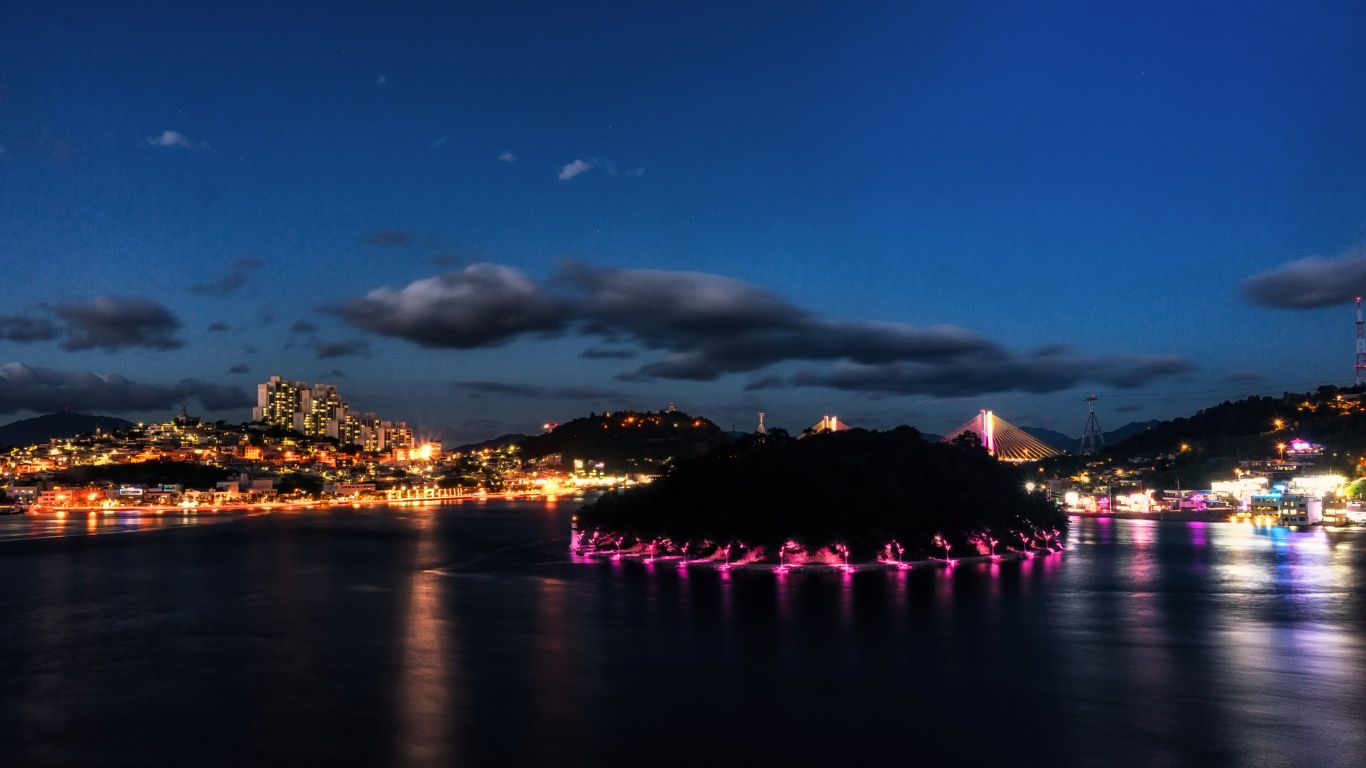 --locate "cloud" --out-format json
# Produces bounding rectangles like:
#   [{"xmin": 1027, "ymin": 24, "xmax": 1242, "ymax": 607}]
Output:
[
  {"xmin": 228, "ymin": 363, "xmax": 249, "ymax": 374},
  {"xmin": 320, "ymin": 369, "xmax": 346, "ymax": 379},
  {"xmin": 207, "ymin": 322, "xmax": 231, "ymax": 332},
  {"xmin": 290, "ymin": 320, "xmax": 319, "ymax": 334},
  {"xmin": 1114, "ymin": 403, "xmax": 1146, "ymax": 413},
  {"xmin": 0, "ymin": 362, "xmax": 252, "ymax": 414},
  {"xmin": 1239, "ymin": 247, "xmax": 1366, "ymax": 309},
  {"xmin": 627, "ymin": 166, "xmax": 645, "ymax": 177},
  {"xmin": 329, "ymin": 264, "xmax": 571, "ymax": 348},
  {"xmin": 367, "ymin": 229, "xmax": 414, "ymax": 247},
  {"xmin": 189, "ymin": 257, "xmax": 262, "ymax": 296},
  {"xmin": 499, "ymin": 151, "xmax": 517, "ymax": 162},
  {"xmin": 773, "ymin": 352, "xmax": 1196, "ymax": 398},
  {"xmin": 451, "ymin": 380, "xmax": 624, "ymax": 400},
  {"xmin": 552, "ymin": 385, "xmax": 626, "ymax": 400},
  {"xmin": 452, "ymin": 380, "xmax": 543, "ymax": 397},
  {"xmin": 53, "ymin": 297, "xmax": 182, "ymax": 352},
  {"xmin": 314, "ymin": 338, "xmax": 372, "ymax": 359},
  {"xmin": 146, "ymin": 130, "xmax": 192, "ymax": 148},
  {"xmin": 334, "ymin": 262, "xmax": 1195, "ymax": 399},
  {"xmin": 580, "ymin": 346, "xmax": 636, "ymax": 359},
  {"xmin": 0, "ymin": 314, "xmax": 59, "ymax": 343},
  {"xmin": 558, "ymin": 158, "xmax": 598, "ymax": 181}
]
